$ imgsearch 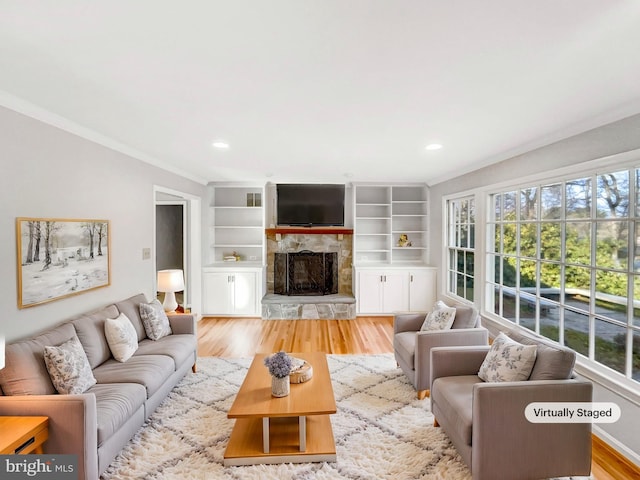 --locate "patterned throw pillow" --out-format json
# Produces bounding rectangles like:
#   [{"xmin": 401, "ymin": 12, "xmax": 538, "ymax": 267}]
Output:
[
  {"xmin": 105, "ymin": 313, "xmax": 139, "ymax": 362},
  {"xmin": 44, "ymin": 334, "xmax": 97, "ymax": 394},
  {"xmin": 478, "ymin": 332, "xmax": 538, "ymax": 382},
  {"xmin": 139, "ymin": 299, "xmax": 172, "ymax": 340},
  {"xmin": 420, "ymin": 301, "xmax": 457, "ymax": 331}
]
